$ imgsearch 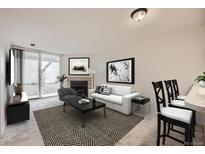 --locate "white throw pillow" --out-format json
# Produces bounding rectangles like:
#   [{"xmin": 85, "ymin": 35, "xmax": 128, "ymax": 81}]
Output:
[{"xmin": 101, "ymin": 87, "xmax": 112, "ymax": 95}]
